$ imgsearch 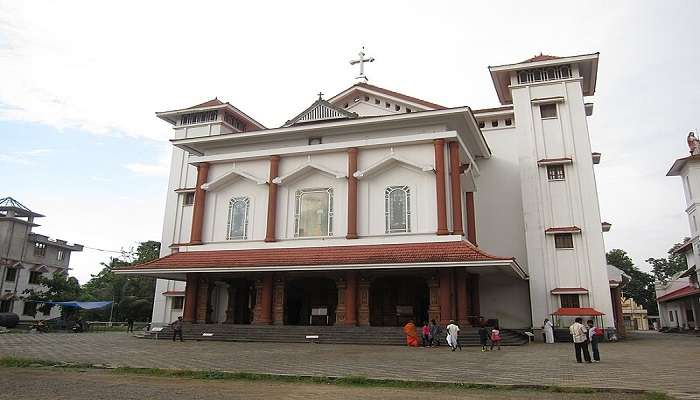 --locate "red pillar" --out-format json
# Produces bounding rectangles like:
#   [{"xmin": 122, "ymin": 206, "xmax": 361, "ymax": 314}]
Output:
[
  {"xmin": 183, "ymin": 273, "xmax": 198, "ymax": 323},
  {"xmin": 344, "ymin": 270, "xmax": 358, "ymax": 325},
  {"xmin": 465, "ymin": 192, "xmax": 477, "ymax": 245},
  {"xmin": 190, "ymin": 163, "xmax": 210, "ymax": 244},
  {"xmin": 434, "ymin": 139, "xmax": 449, "ymax": 235},
  {"xmin": 256, "ymin": 274, "xmax": 273, "ymax": 324},
  {"xmin": 448, "ymin": 142, "xmax": 464, "ymax": 236},
  {"xmin": 265, "ymin": 155, "xmax": 280, "ymax": 243},
  {"xmin": 346, "ymin": 148, "xmax": 359, "ymax": 239},
  {"xmin": 439, "ymin": 268, "xmax": 452, "ymax": 325},
  {"xmin": 455, "ymin": 268, "xmax": 469, "ymax": 325}
]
